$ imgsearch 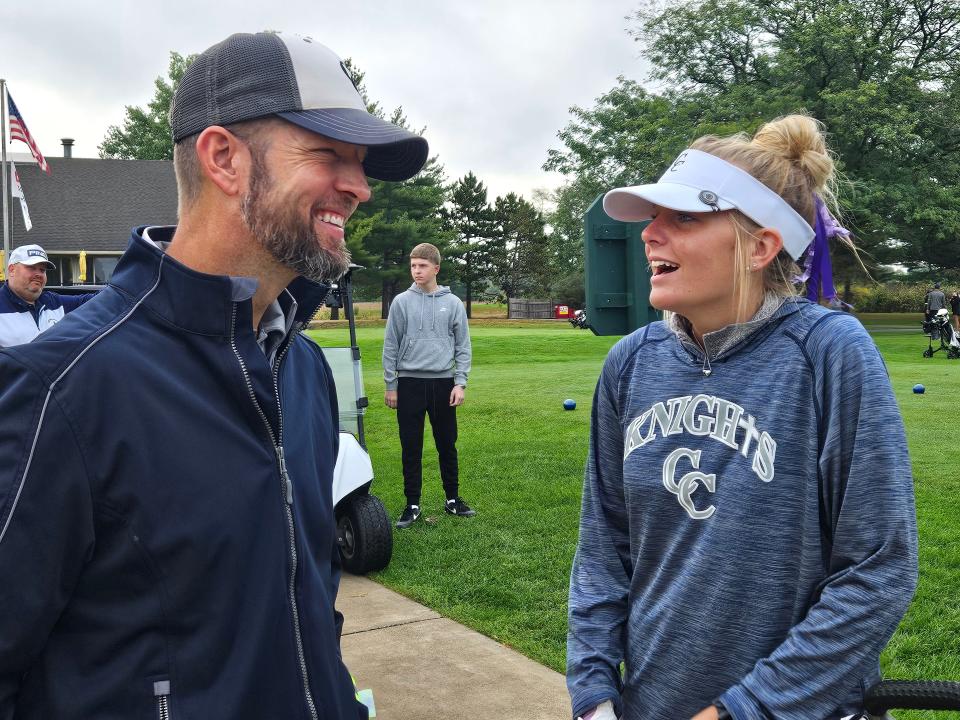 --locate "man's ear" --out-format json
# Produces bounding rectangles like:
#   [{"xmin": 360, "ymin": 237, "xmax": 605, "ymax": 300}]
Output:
[
  {"xmin": 751, "ymin": 227, "xmax": 785, "ymax": 270},
  {"xmin": 194, "ymin": 126, "xmax": 251, "ymax": 198}
]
